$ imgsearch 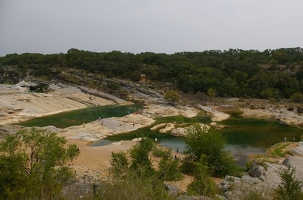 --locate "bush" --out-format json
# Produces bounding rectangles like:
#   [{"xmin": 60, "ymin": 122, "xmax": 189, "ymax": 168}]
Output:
[
  {"xmin": 152, "ymin": 145, "xmax": 169, "ymax": 157},
  {"xmin": 290, "ymin": 92, "xmax": 303, "ymax": 103},
  {"xmin": 109, "ymin": 152, "xmax": 129, "ymax": 177},
  {"xmin": 164, "ymin": 90, "xmax": 180, "ymax": 104},
  {"xmin": 187, "ymin": 160, "xmax": 217, "ymax": 197},
  {"xmin": 158, "ymin": 154, "xmax": 182, "ymax": 181},
  {"xmin": 274, "ymin": 167, "xmax": 303, "ymax": 200},
  {"xmin": 287, "ymin": 107, "xmax": 294, "ymax": 111},
  {"xmin": 297, "ymin": 106, "xmax": 303, "ymax": 114},
  {"xmin": 107, "ymin": 81, "xmax": 121, "ymax": 90},
  {"xmin": 129, "ymin": 137, "xmax": 154, "ymax": 176},
  {"xmin": 183, "ymin": 124, "xmax": 241, "ymax": 177},
  {"xmin": 93, "ymin": 170, "xmax": 172, "ymax": 200},
  {"xmin": 225, "ymin": 108, "xmax": 243, "ymax": 117}
]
